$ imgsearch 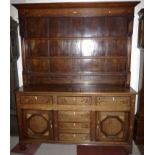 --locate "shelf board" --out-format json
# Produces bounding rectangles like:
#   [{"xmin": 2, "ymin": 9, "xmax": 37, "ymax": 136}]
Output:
[
  {"xmin": 25, "ymin": 36, "xmax": 129, "ymax": 40},
  {"xmin": 27, "ymin": 72, "xmax": 128, "ymax": 76},
  {"xmin": 28, "ymin": 56, "xmax": 127, "ymax": 59}
]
